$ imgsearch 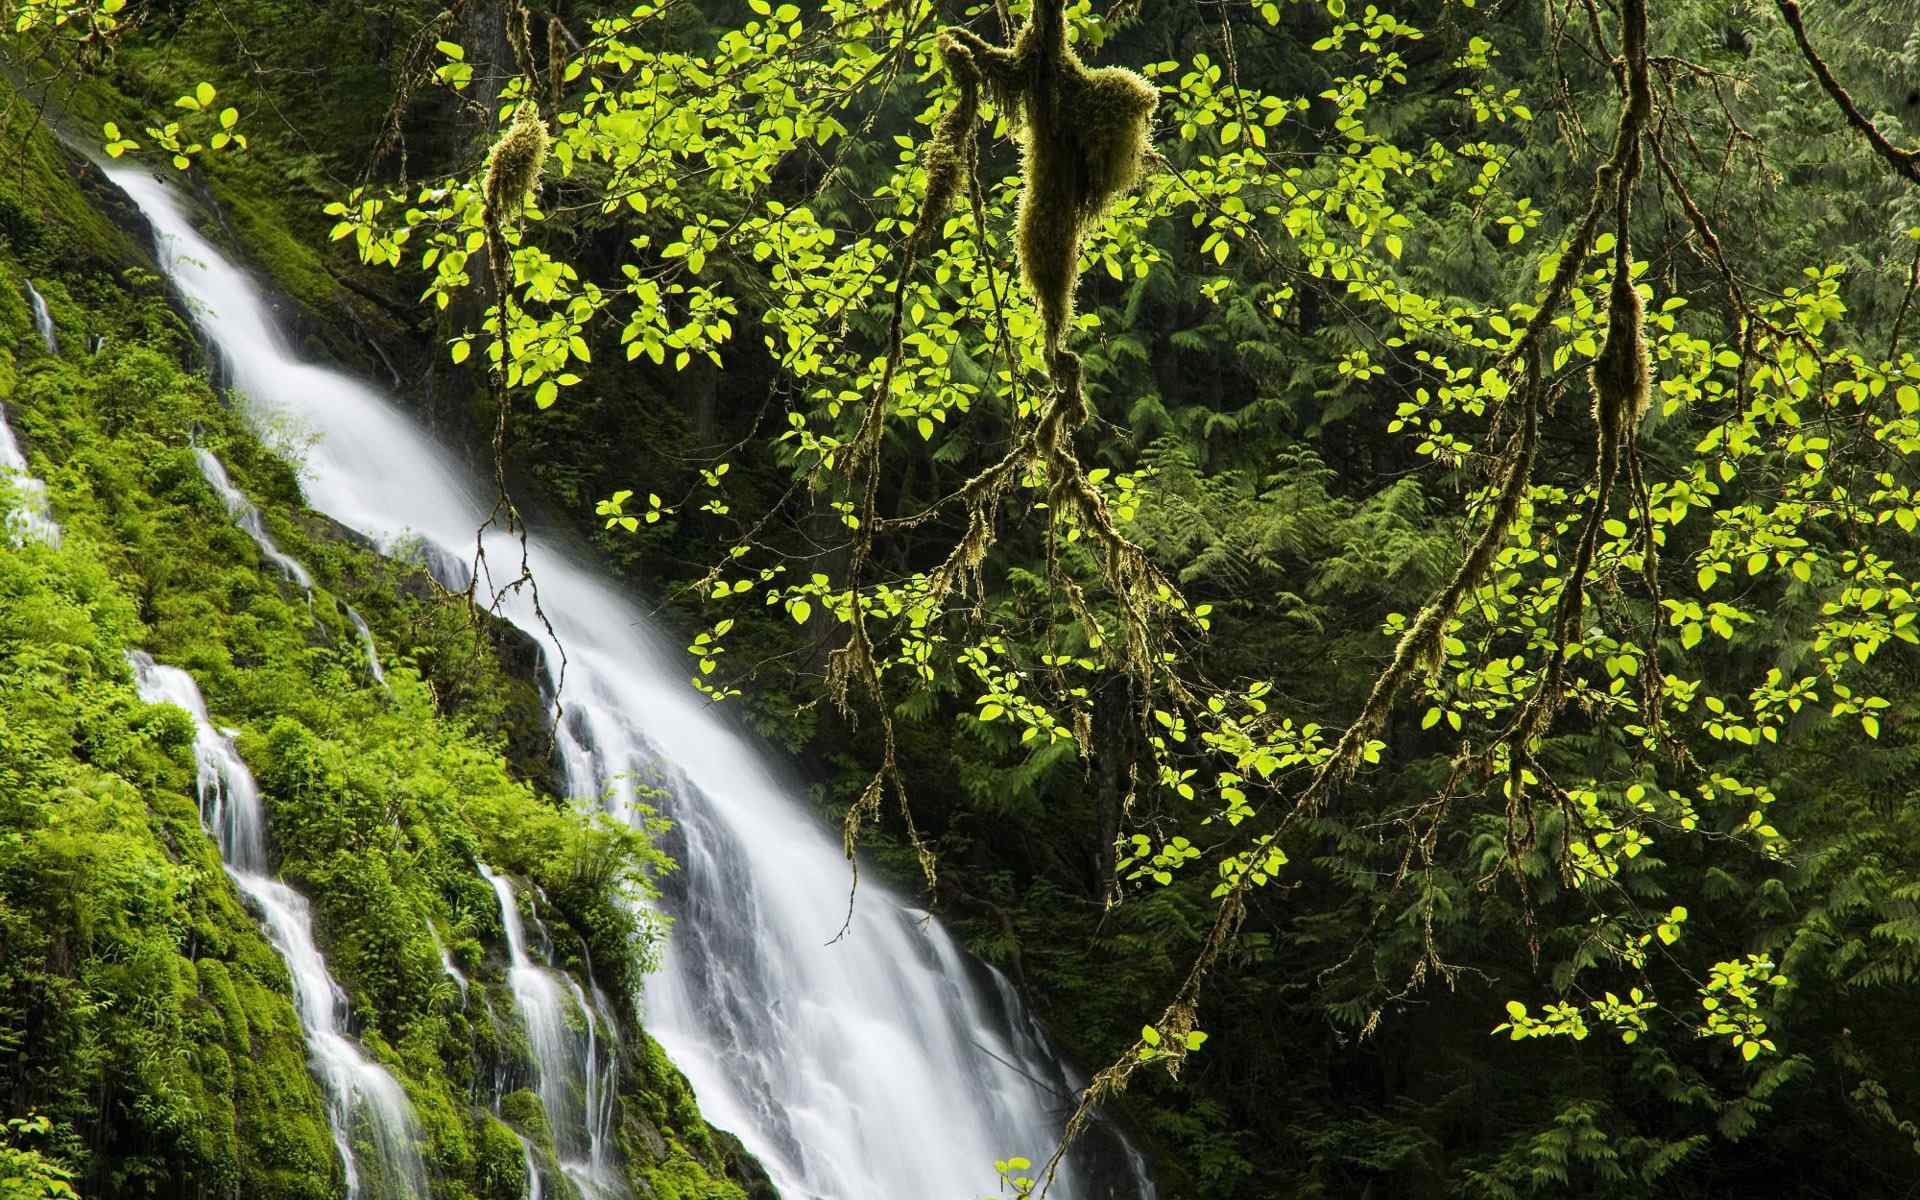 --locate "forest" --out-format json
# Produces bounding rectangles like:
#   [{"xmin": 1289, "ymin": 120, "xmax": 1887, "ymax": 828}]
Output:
[{"xmin": 3, "ymin": 0, "xmax": 1920, "ymax": 1196}]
